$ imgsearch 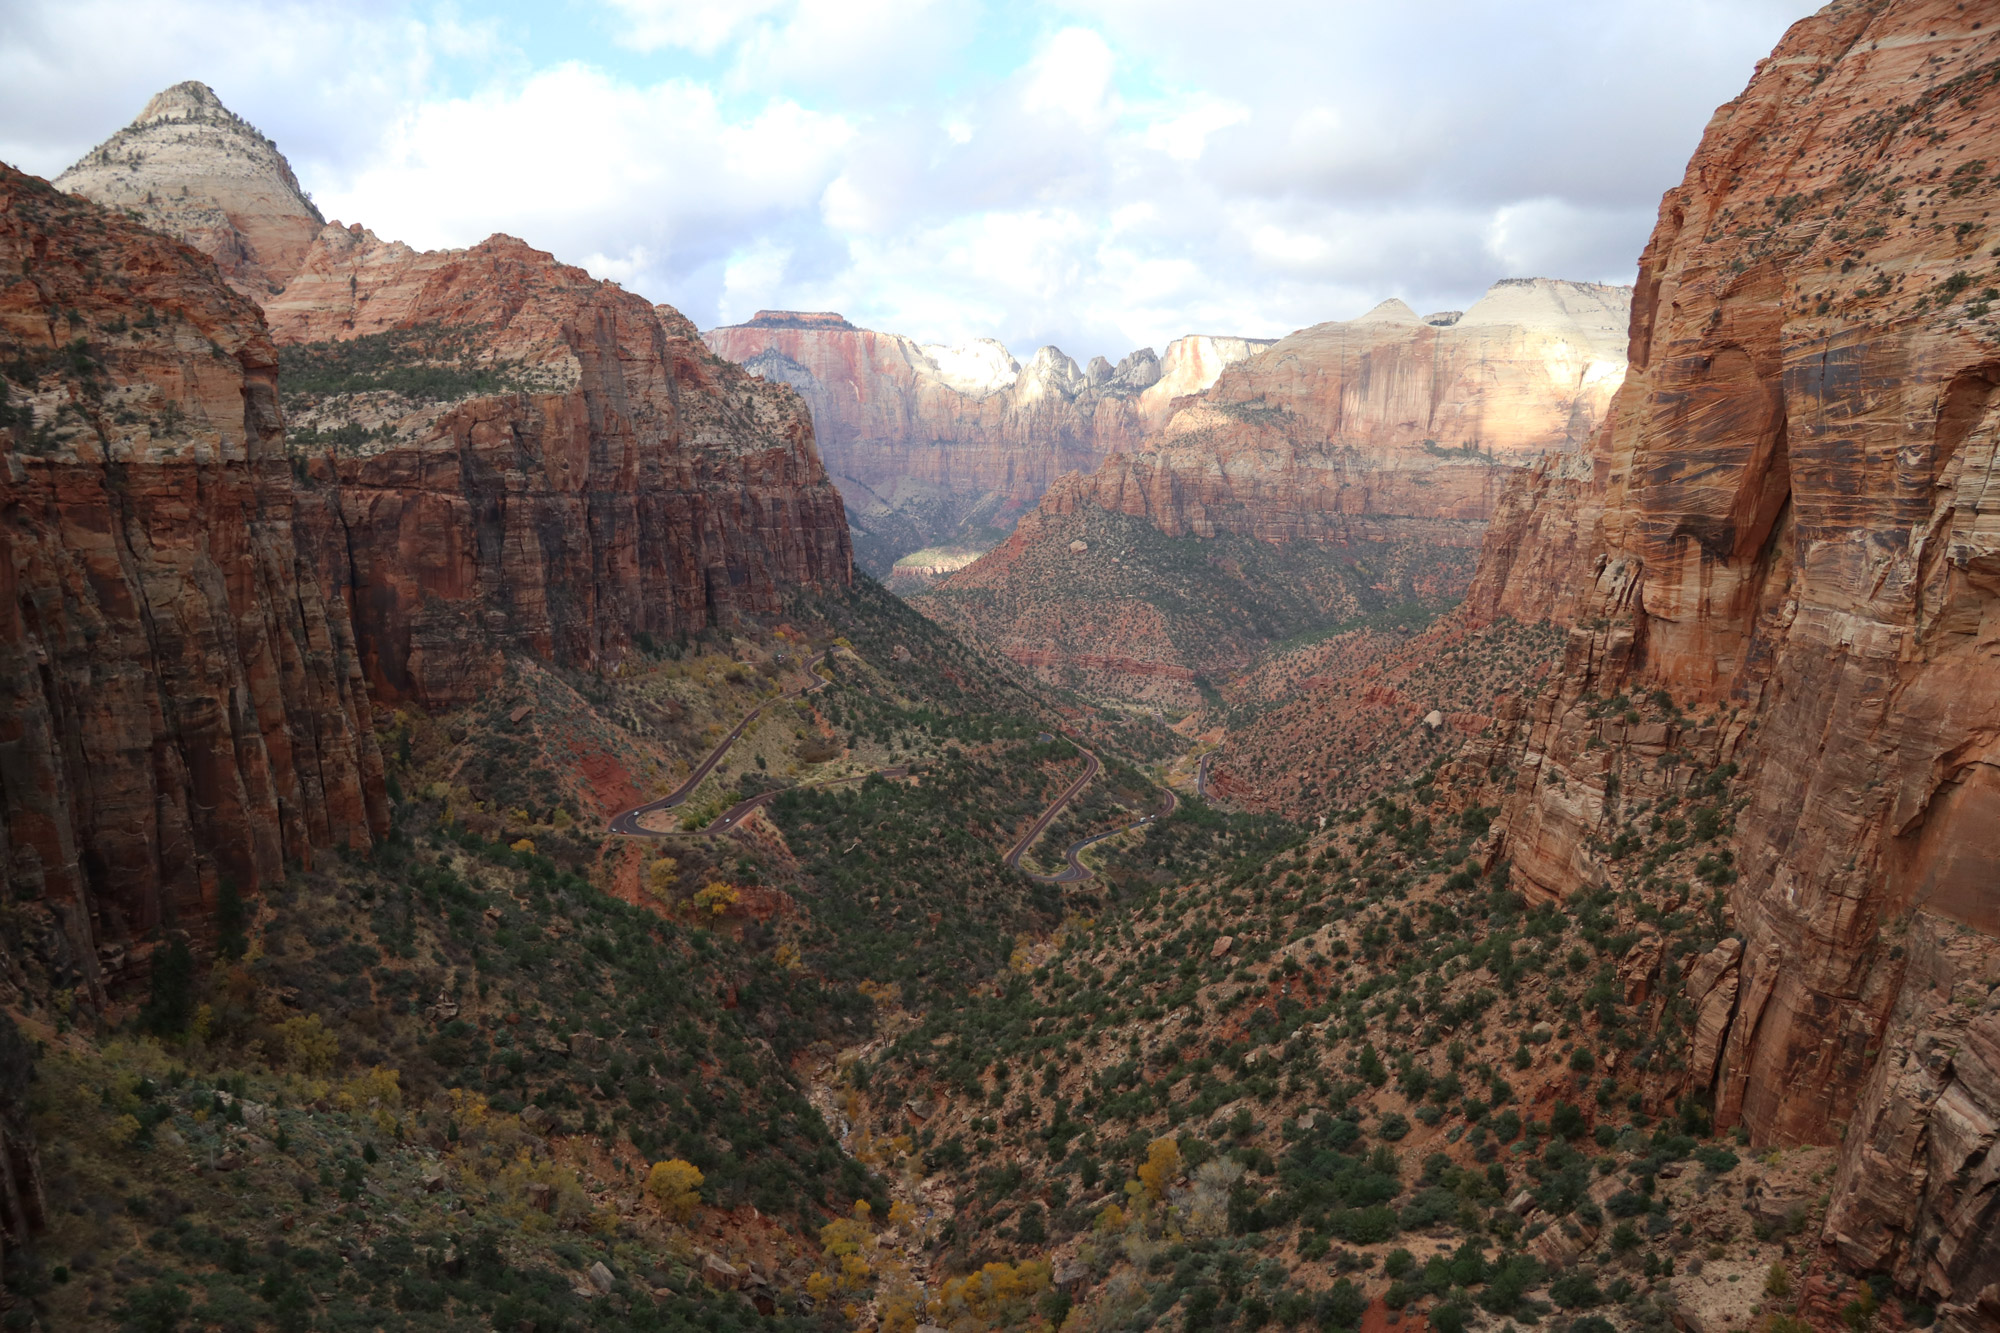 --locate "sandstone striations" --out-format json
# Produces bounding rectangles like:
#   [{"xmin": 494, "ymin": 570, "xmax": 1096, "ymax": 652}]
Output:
[
  {"xmin": 1460, "ymin": 2, "xmax": 2000, "ymax": 1320},
  {"xmin": 1062, "ymin": 279, "xmax": 1630, "ymax": 542},
  {"xmin": 266, "ymin": 227, "xmax": 853, "ymax": 706},
  {"xmin": 704, "ymin": 311, "xmax": 1271, "ymax": 572},
  {"xmin": 0, "ymin": 165, "xmax": 387, "ymax": 990},
  {"xmin": 55, "ymin": 81, "xmax": 325, "ymax": 298},
  {"xmin": 917, "ymin": 279, "xmax": 1629, "ymax": 702},
  {"xmin": 56, "ymin": 85, "xmax": 854, "ymax": 710}
]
